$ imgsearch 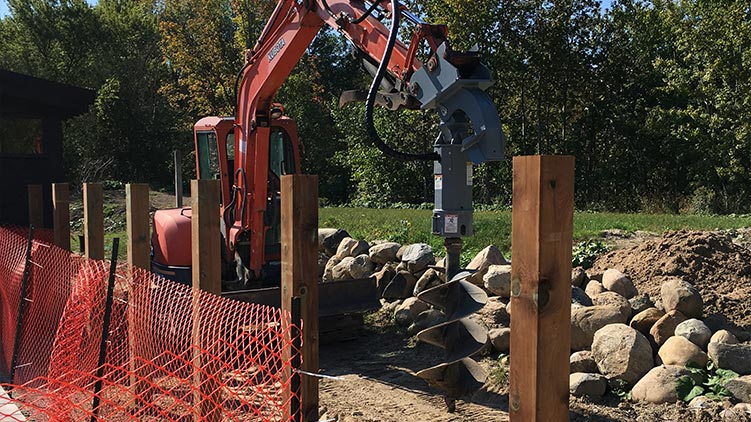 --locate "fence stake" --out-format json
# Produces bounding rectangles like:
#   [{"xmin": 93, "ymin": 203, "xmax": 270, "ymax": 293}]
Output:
[
  {"xmin": 291, "ymin": 296, "xmax": 303, "ymax": 422},
  {"xmin": 125, "ymin": 184, "xmax": 151, "ymax": 401},
  {"xmin": 52, "ymin": 183, "xmax": 71, "ymax": 251},
  {"xmin": 190, "ymin": 179, "xmax": 222, "ymax": 422},
  {"xmin": 9, "ymin": 226, "xmax": 35, "ymax": 386},
  {"xmin": 281, "ymin": 174, "xmax": 319, "ymax": 421},
  {"xmin": 509, "ymin": 156, "xmax": 574, "ymax": 422},
  {"xmin": 91, "ymin": 237, "xmax": 120, "ymax": 422},
  {"xmin": 27, "ymin": 185, "xmax": 43, "ymax": 229},
  {"xmin": 83, "ymin": 183, "xmax": 104, "ymax": 260}
]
